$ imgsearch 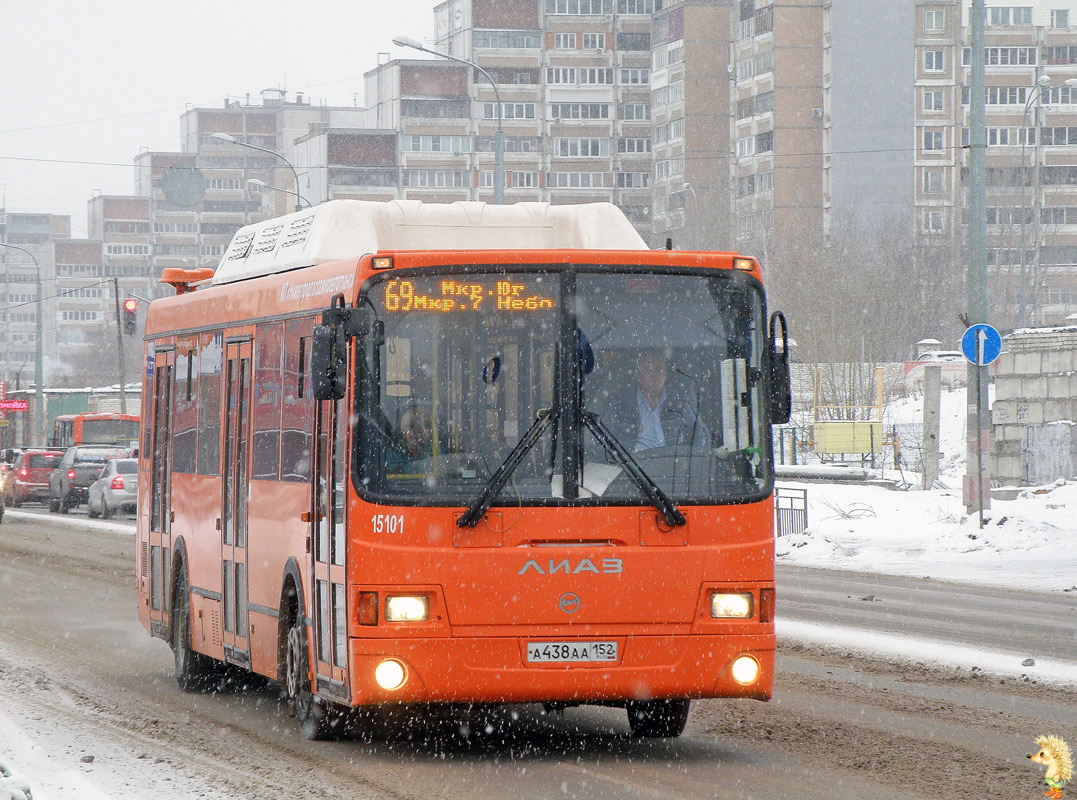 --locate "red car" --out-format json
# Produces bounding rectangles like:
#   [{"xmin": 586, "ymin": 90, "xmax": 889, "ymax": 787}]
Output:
[{"xmin": 4, "ymin": 450, "xmax": 63, "ymax": 506}]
